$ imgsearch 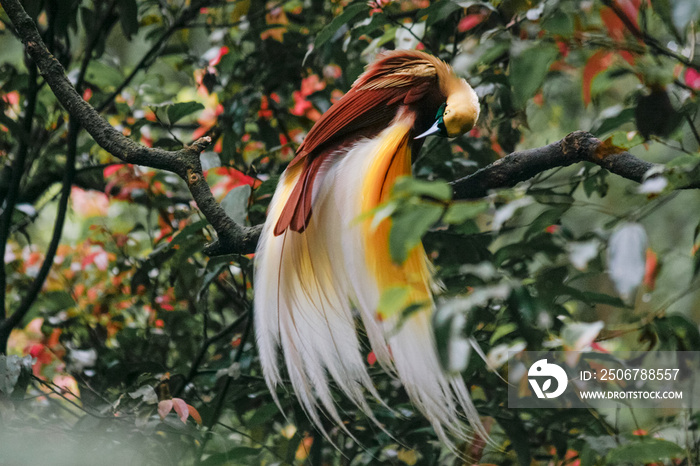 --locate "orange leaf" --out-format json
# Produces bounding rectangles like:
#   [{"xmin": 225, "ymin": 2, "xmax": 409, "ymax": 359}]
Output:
[
  {"xmin": 582, "ymin": 51, "xmax": 614, "ymax": 106},
  {"xmin": 600, "ymin": 0, "xmax": 641, "ymax": 42},
  {"xmin": 187, "ymin": 404, "xmax": 202, "ymax": 425},
  {"xmin": 643, "ymin": 248, "xmax": 659, "ymax": 290},
  {"xmin": 295, "ymin": 435, "xmax": 314, "ymax": 461}
]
